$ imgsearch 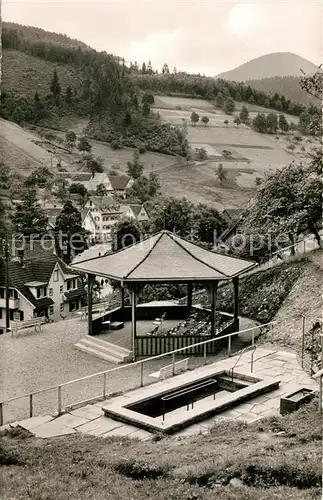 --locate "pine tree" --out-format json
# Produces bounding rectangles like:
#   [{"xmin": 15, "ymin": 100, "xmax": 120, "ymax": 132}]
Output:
[
  {"xmin": 55, "ymin": 201, "xmax": 88, "ymax": 263},
  {"xmin": 50, "ymin": 69, "xmax": 61, "ymax": 101},
  {"xmin": 239, "ymin": 106, "xmax": 249, "ymax": 123},
  {"xmin": 13, "ymin": 189, "xmax": 48, "ymax": 237}
]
